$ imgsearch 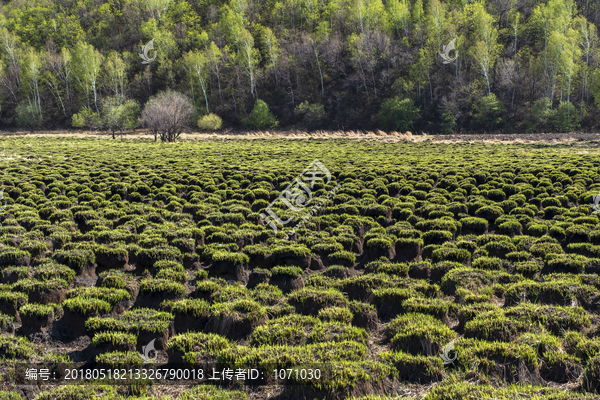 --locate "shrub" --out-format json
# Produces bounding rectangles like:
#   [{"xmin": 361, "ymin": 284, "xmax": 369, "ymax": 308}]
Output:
[
  {"xmin": 197, "ymin": 113, "xmax": 223, "ymax": 131},
  {"xmin": 141, "ymin": 90, "xmax": 195, "ymax": 142},
  {"xmin": 71, "ymin": 106, "xmax": 102, "ymax": 129}
]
